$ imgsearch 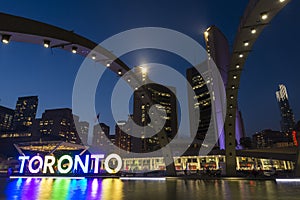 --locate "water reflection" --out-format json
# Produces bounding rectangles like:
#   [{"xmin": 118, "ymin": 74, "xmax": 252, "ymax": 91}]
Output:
[
  {"xmin": 38, "ymin": 178, "xmax": 54, "ymax": 199},
  {"xmin": 2, "ymin": 178, "xmax": 300, "ymax": 200}
]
